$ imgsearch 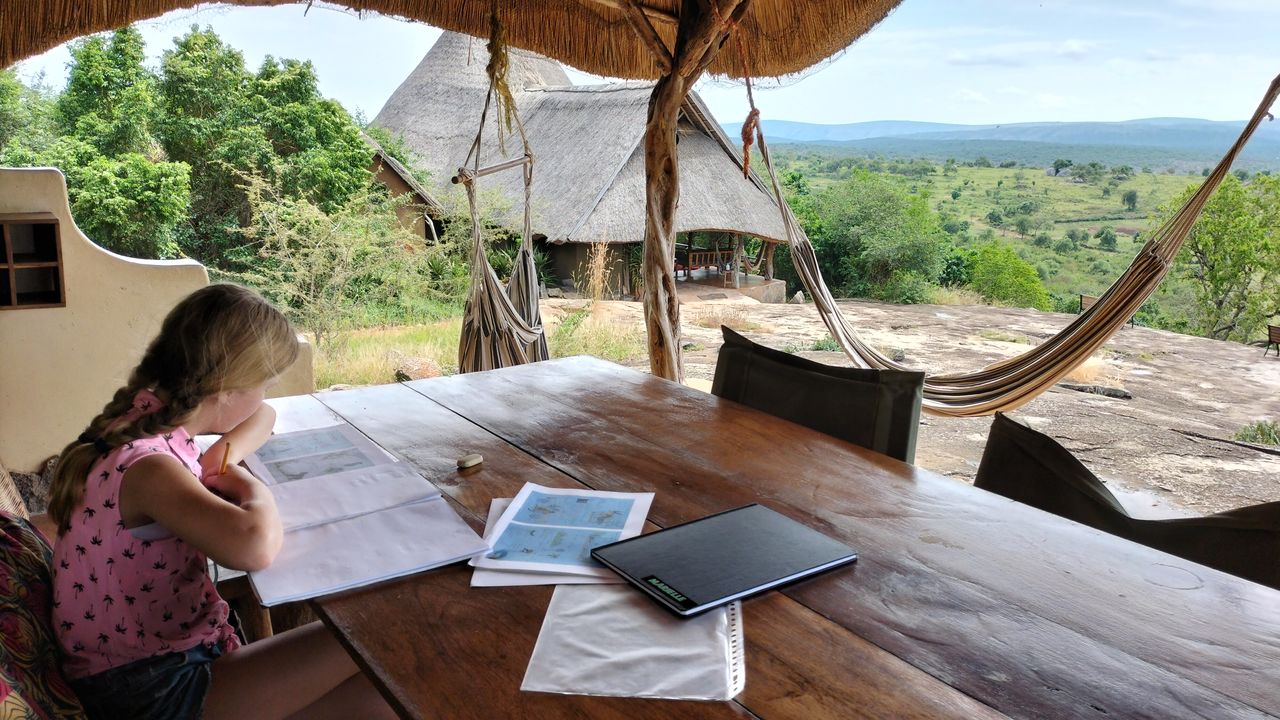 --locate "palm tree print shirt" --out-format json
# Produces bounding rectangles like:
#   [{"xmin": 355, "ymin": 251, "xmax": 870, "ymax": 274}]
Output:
[{"xmin": 51, "ymin": 427, "xmax": 241, "ymax": 679}]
